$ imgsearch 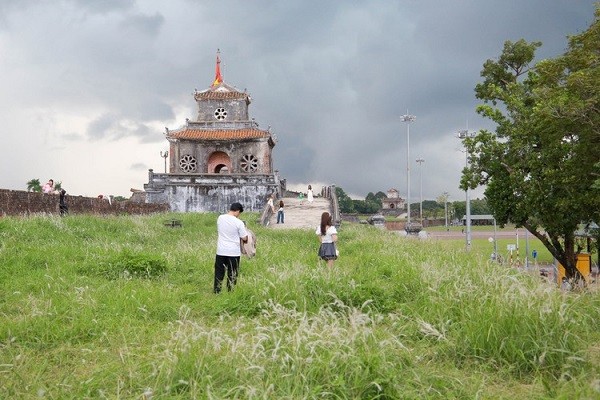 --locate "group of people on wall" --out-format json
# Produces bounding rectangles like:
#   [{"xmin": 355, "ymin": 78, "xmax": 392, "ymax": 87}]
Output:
[
  {"xmin": 267, "ymin": 185, "xmax": 315, "ymax": 224},
  {"xmin": 42, "ymin": 178, "xmax": 68, "ymax": 215},
  {"xmin": 42, "ymin": 179, "xmax": 57, "ymax": 194}
]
